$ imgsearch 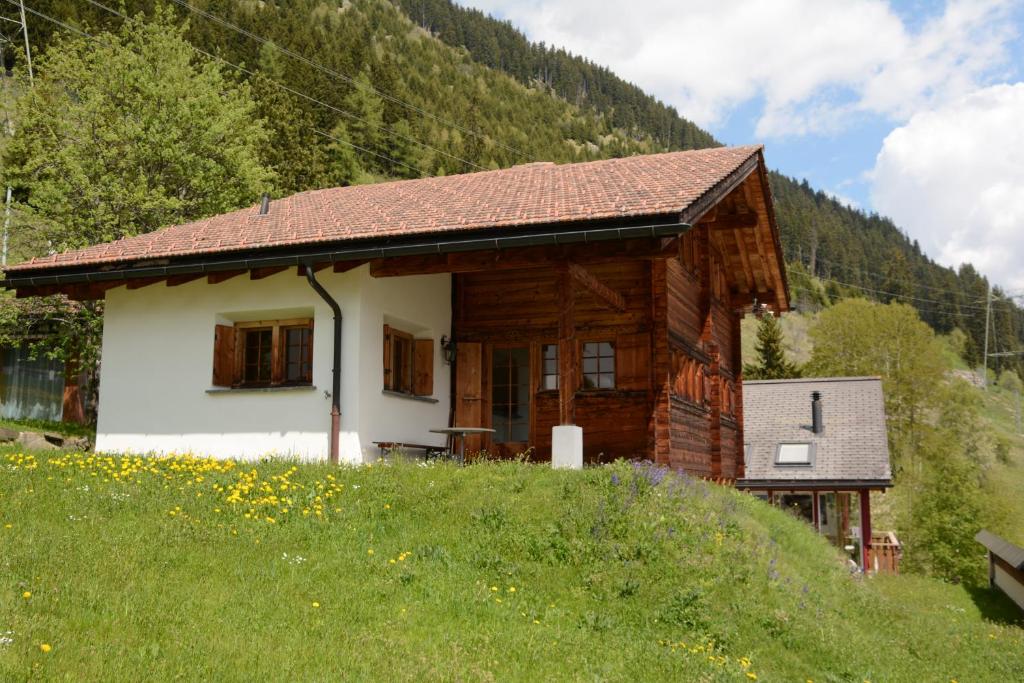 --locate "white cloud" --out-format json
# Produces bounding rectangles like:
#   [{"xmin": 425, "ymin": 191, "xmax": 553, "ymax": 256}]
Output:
[
  {"xmin": 459, "ymin": 0, "xmax": 1016, "ymax": 137},
  {"xmin": 870, "ymin": 83, "xmax": 1024, "ymax": 290}
]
